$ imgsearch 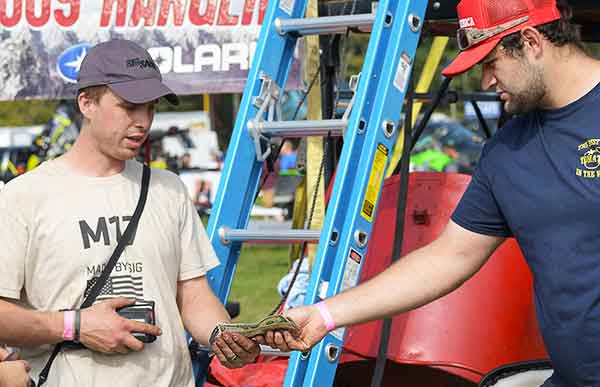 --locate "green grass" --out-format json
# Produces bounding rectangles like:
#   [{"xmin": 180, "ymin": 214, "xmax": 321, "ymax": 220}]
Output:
[{"xmin": 228, "ymin": 244, "xmax": 291, "ymax": 322}]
